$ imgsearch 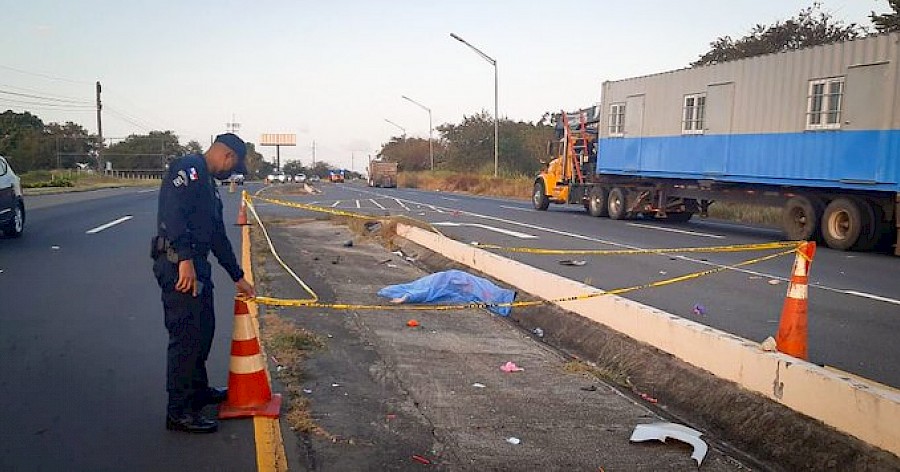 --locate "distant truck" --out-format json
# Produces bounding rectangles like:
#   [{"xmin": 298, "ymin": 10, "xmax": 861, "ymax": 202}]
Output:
[
  {"xmin": 368, "ymin": 161, "xmax": 398, "ymax": 188},
  {"xmin": 534, "ymin": 32, "xmax": 900, "ymax": 255}
]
